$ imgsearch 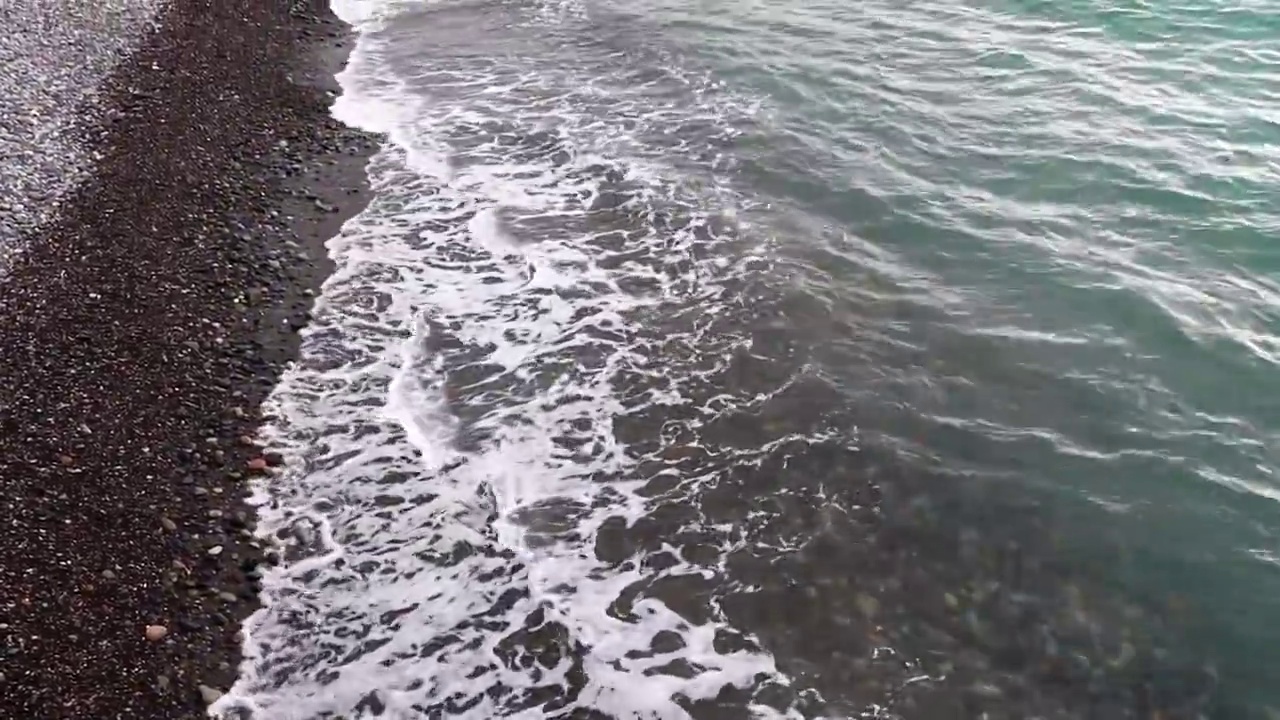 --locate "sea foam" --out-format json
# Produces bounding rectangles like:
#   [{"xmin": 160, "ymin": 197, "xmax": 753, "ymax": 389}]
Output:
[{"xmin": 218, "ymin": 0, "xmax": 791, "ymax": 717}]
